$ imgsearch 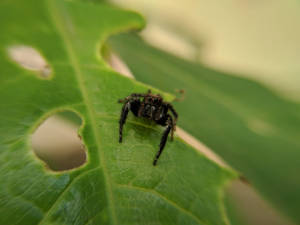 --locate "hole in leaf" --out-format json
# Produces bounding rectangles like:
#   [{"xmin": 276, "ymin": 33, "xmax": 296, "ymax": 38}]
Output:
[
  {"xmin": 8, "ymin": 45, "xmax": 52, "ymax": 78},
  {"xmin": 31, "ymin": 111, "xmax": 86, "ymax": 171}
]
